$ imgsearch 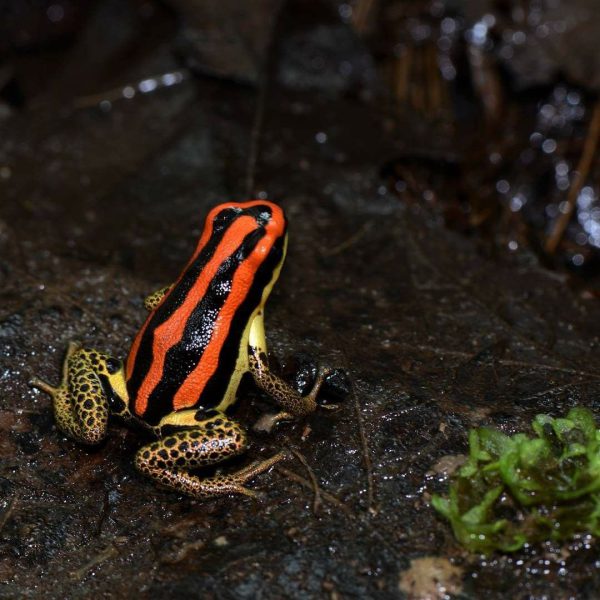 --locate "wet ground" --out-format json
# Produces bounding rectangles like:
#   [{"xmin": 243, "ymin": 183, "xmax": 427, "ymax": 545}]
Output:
[{"xmin": 2, "ymin": 1, "xmax": 600, "ymax": 598}]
